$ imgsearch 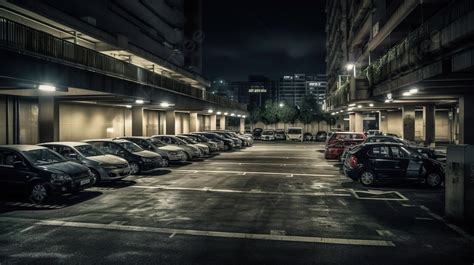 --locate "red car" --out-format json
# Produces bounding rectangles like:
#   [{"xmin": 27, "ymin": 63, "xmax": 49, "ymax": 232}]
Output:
[{"xmin": 324, "ymin": 132, "xmax": 366, "ymax": 159}]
